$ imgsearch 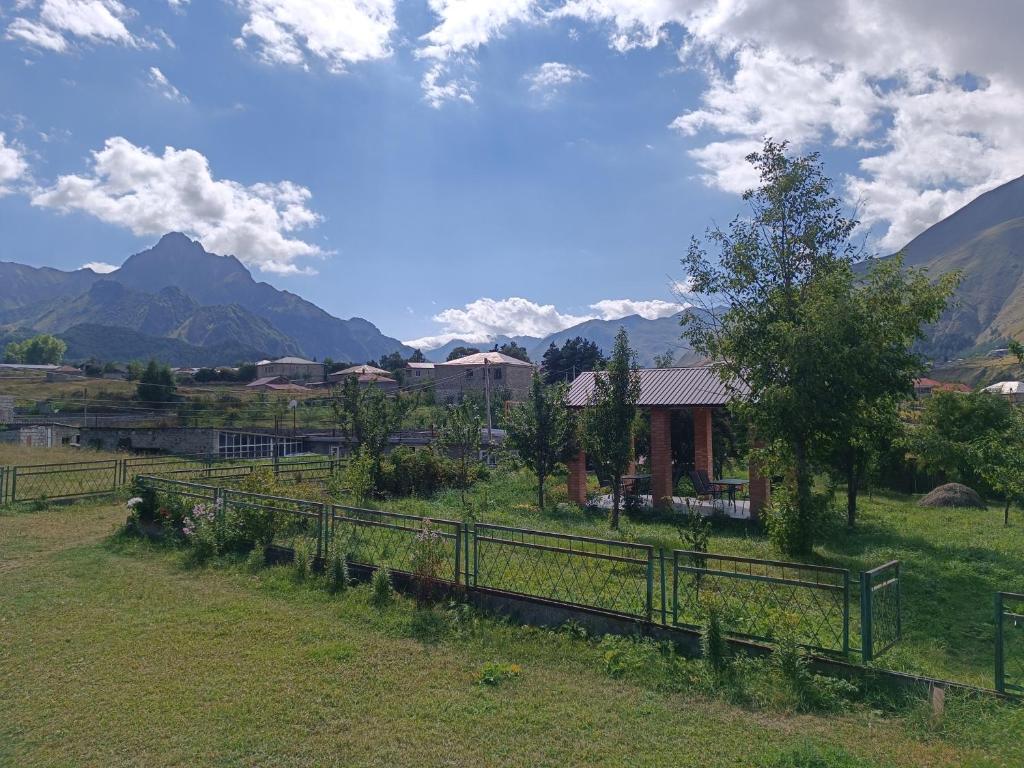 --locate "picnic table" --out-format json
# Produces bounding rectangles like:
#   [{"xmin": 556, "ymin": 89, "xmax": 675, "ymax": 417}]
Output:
[{"xmin": 712, "ymin": 478, "xmax": 746, "ymax": 509}]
